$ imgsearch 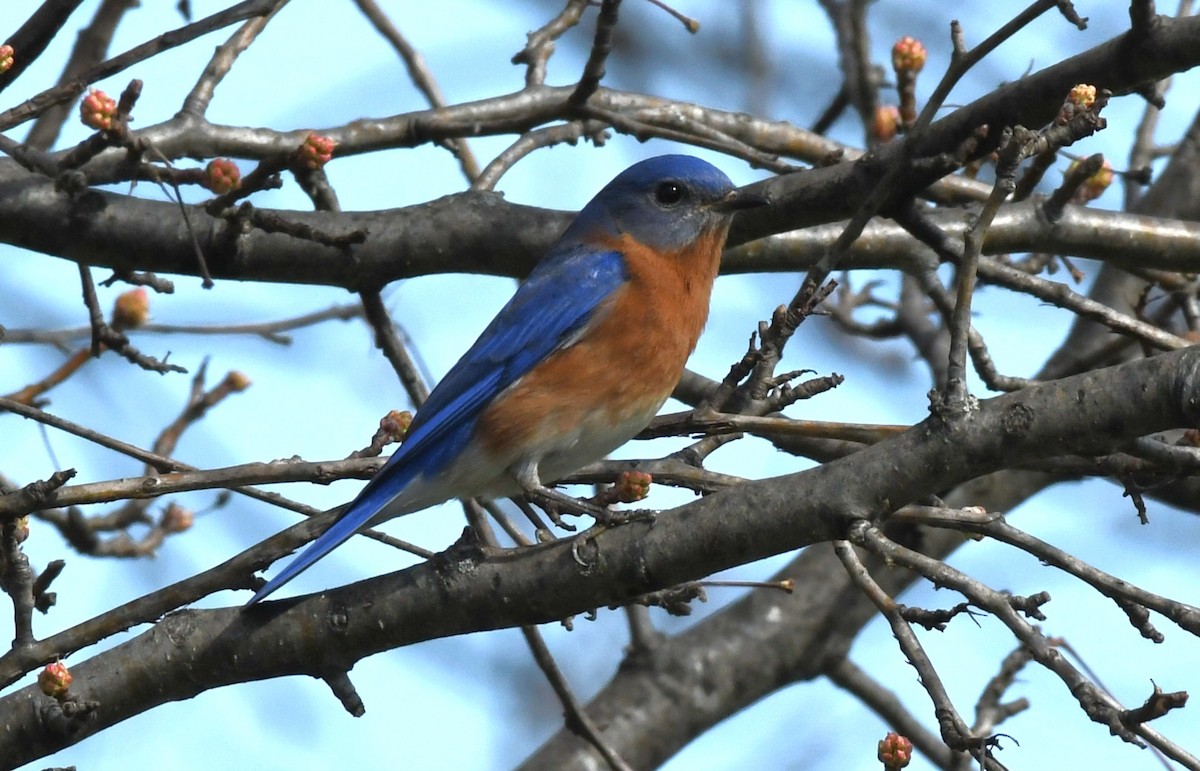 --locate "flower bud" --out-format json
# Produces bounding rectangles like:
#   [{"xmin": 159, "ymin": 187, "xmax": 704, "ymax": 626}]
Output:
[
  {"xmin": 877, "ymin": 731, "xmax": 913, "ymax": 768},
  {"xmin": 1068, "ymin": 83, "xmax": 1097, "ymax": 110},
  {"xmin": 379, "ymin": 410, "xmax": 412, "ymax": 443},
  {"xmin": 891, "ymin": 37, "xmax": 926, "ymax": 74},
  {"xmin": 112, "ymin": 287, "xmax": 150, "ymax": 330},
  {"xmin": 1056, "ymin": 84, "xmax": 1098, "ymax": 125},
  {"xmin": 614, "ymin": 471, "xmax": 652, "ymax": 503},
  {"xmin": 38, "ymin": 661, "xmax": 72, "ymax": 699},
  {"xmin": 298, "ymin": 133, "xmax": 336, "ymax": 170},
  {"xmin": 160, "ymin": 503, "xmax": 194, "ymax": 534},
  {"xmin": 871, "ymin": 105, "xmax": 900, "ymax": 142},
  {"xmin": 80, "ymin": 88, "xmax": 117, "ymax": 132},
  {"xmin": 1068, "ymin": 158, "xmax": 1113, "ymax": 203},
  {"xmin": 204, "ymin": 158, "xmax": 241, "ymax": 195},
  {"xmin": 224, "ymin": 371, "xmax": 252, "ymax": 392}
]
